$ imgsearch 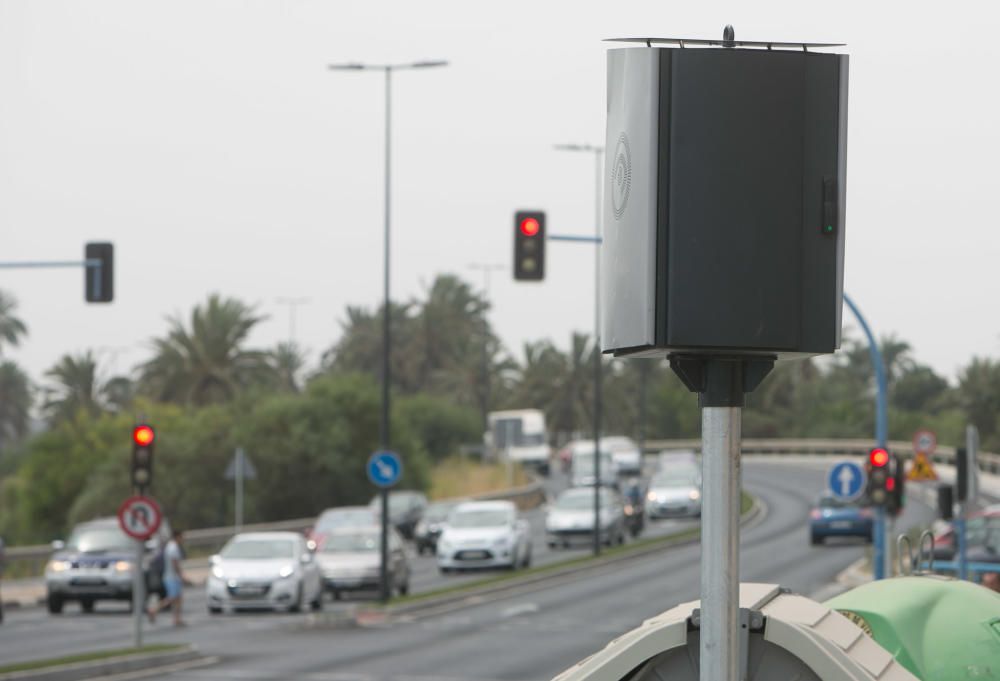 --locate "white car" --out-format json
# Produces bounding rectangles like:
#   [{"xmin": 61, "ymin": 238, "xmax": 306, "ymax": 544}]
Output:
[
  {"xmin": 601, "ymin": 436, "xmax": 642, "ymax": 475},
  {"xmin": 437, "ymin": 501, "xmax": 532, "ymax": 572},
  {"xmin": 206, "ymin": 531, "xmax": 324, "ymax": 613}
]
